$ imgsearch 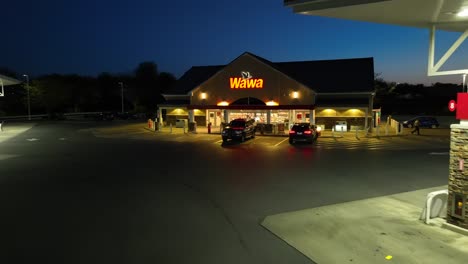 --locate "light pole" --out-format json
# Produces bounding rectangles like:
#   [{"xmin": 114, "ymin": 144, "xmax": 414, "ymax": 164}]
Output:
[
  {"xmin": 23, "ymin": 74, "xmax": 31, "ymax": 121},
  {"xmin": 463, "ymin": 74, "xmax": 466, "ymax": 93},
  {"xmin": 118, "ymin": 82, "xmax": 124, "ymax": 114}
]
